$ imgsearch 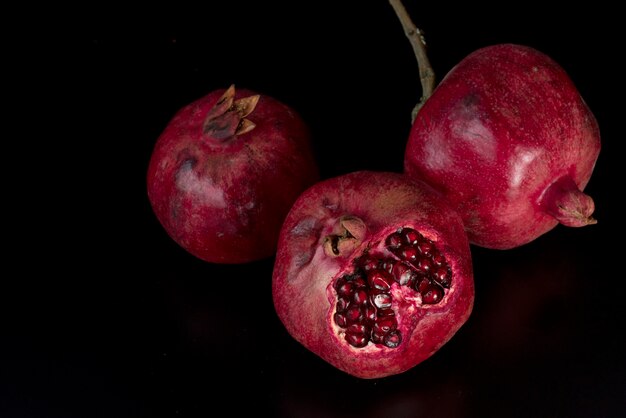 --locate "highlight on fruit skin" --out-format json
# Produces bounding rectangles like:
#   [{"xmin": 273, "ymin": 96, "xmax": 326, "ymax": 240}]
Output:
[
  {"xmin": 147, "ymin": 85, "xmax": 319, "ymax": 264},
  {"xmin": 403, "ymin": 44, "xmax": 600, "ymax": 249},
  {"xmin": 387, "ymin": 0, "xmax": 600, "ymax": 249},
  {"xmin": 272, "ymin": 171, "xmax": 474, "ymax": 379}
]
